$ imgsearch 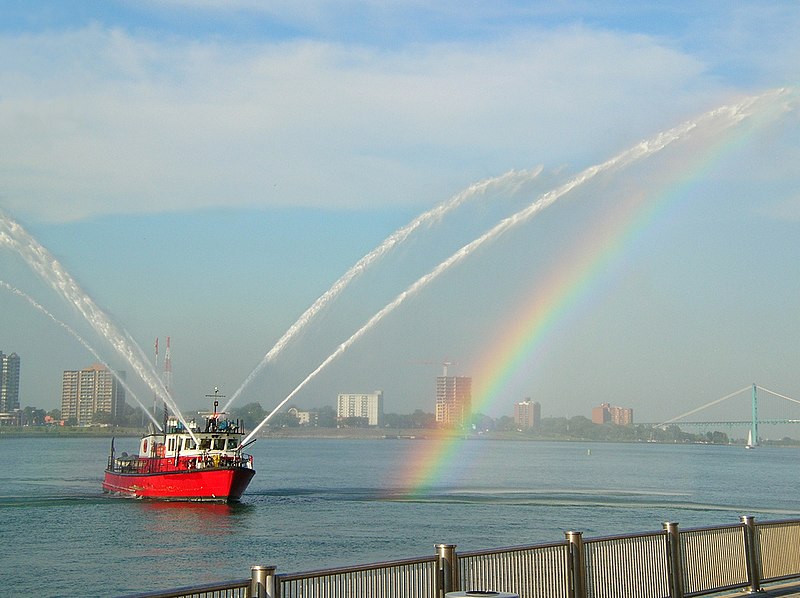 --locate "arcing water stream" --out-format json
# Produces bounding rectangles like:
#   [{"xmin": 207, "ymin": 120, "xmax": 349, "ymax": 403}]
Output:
[
  {"xmin": 0, "ymin": 213, "xmax": 196, "ymax": 440},
  {"xmin": 0, "ymin": 280, "xmax": 162, "ymax": 428},
  {"xmin": 240, "ymin": 89, "xmax": 789, "ymax": 445},
  {"xmin": 222, "ymin": 166, "xmax": 544, "ymax": 412},
  {"xmin": 1, "ymin": 89, "xmax": 792, "ymax": 440}
]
